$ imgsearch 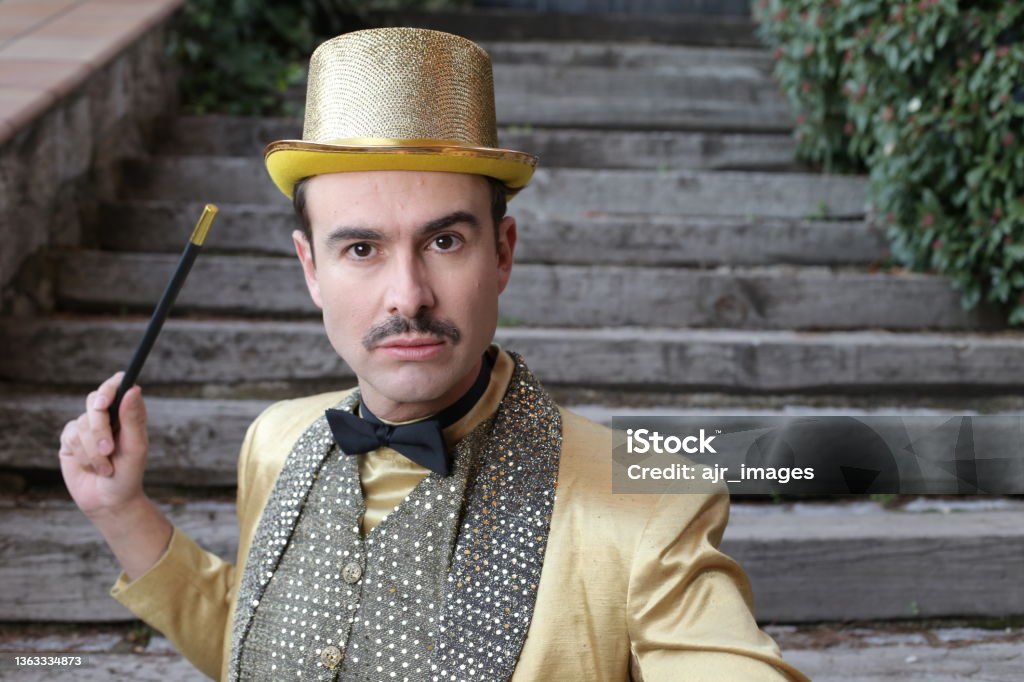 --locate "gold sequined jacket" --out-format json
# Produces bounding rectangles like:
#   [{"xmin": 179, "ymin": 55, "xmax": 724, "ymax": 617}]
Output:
[{"xmin": 111, "ymin": 349, "xmax": 809, "ymax": 682}]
